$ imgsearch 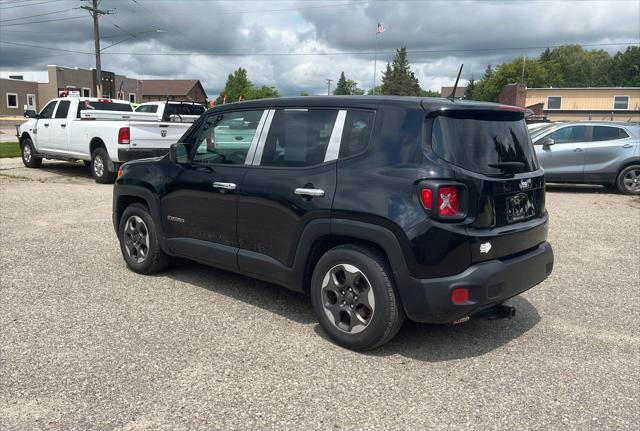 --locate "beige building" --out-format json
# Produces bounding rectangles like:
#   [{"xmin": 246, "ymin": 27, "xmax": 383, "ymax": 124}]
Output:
[
  {"xmin": 0, "ymin": 77, "xmax": 39, "ymax": 116},
  {"xmin": 500, "ymin": 84, "xmax": 639, "ymax": 122}
]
